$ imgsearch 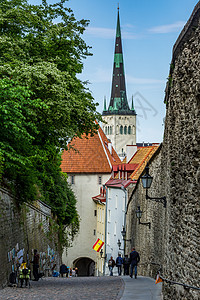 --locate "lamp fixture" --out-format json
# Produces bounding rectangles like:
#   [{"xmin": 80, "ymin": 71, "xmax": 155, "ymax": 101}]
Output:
[
  {"xmin": 100, "ymin": 248, "xmax": 107, "ymax": 259},
  {"xmin": 121, "ymin": 226, "xmax": 131, "ymax": 242},
  {"xmin": 117, "ymin": 239, "xmax": 124, "ymax": 251},
  {"xmin": 141, "ymin": 164, "xmax": 167, "ymax": 208},
  {"xmin": 135, "ymin": 206, "xmax": 151, "ymax": 229}
]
